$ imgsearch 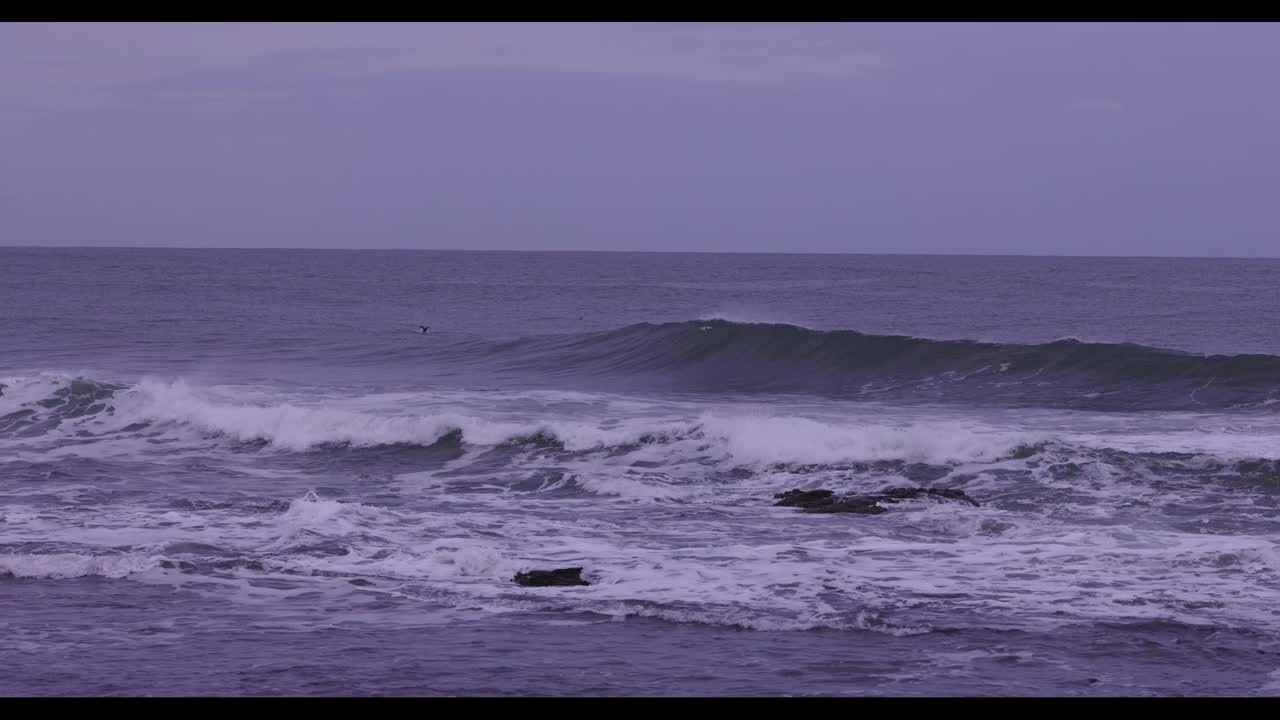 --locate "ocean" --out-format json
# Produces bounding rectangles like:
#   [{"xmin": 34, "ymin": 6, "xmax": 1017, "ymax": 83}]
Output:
[{"xmin": 2, "ymin": 247, "xmax": 1279, "ymax": 696}]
